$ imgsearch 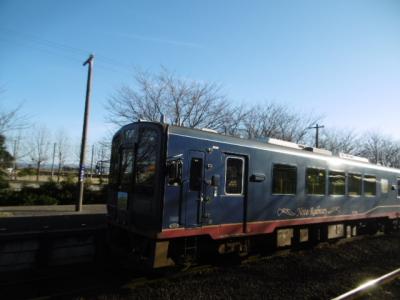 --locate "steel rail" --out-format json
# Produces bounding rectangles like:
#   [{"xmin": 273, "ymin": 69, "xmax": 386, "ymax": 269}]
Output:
[{"xmin": 332, "ymin": 268, "xmax": 400, "ymax": 300}]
